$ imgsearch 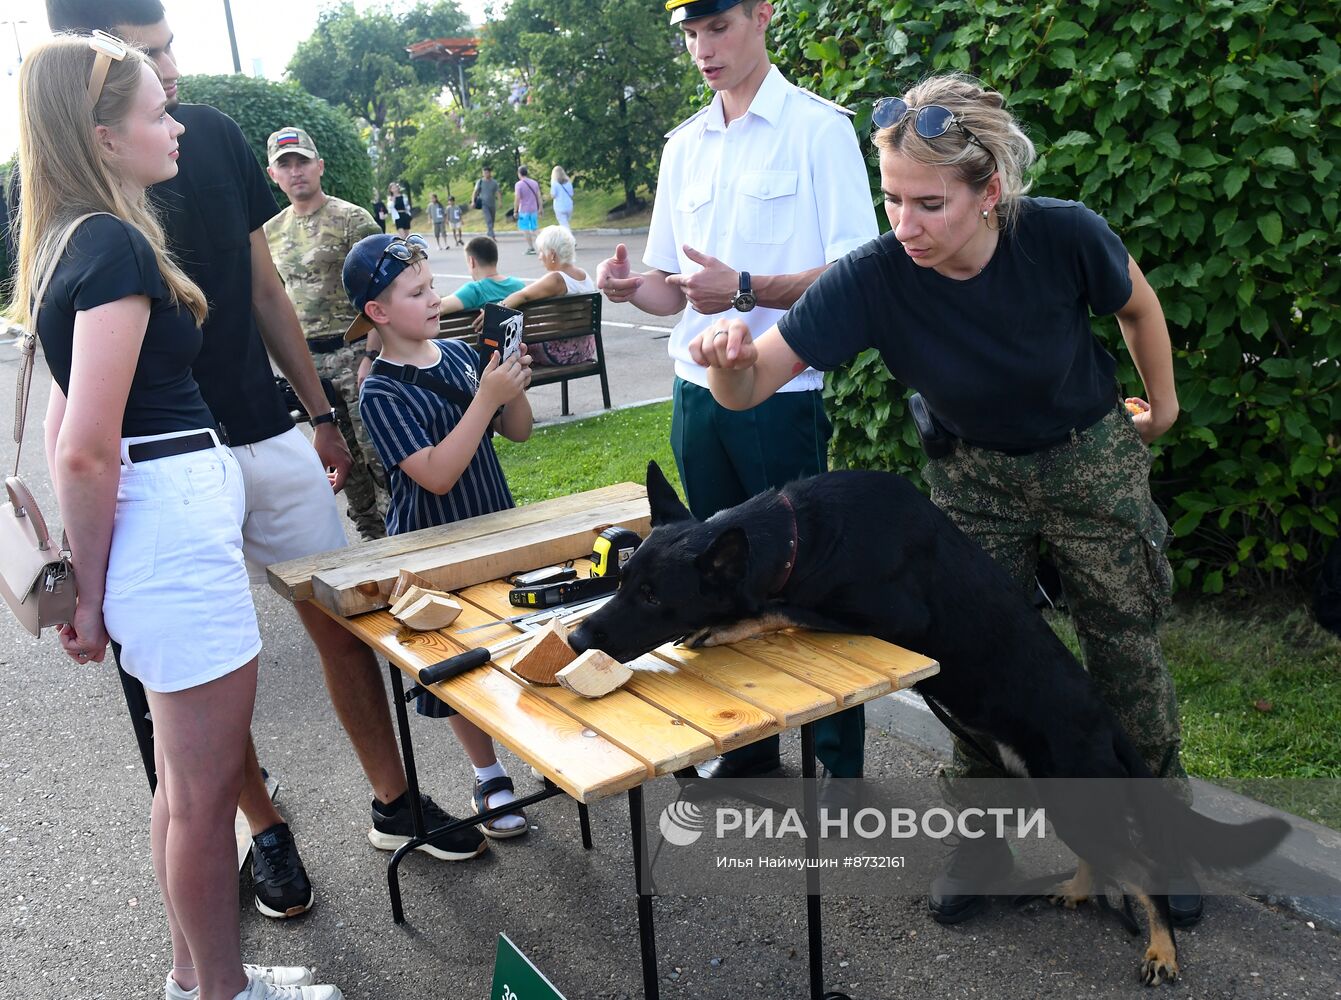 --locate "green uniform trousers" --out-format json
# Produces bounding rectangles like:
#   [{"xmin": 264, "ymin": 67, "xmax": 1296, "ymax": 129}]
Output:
[
  {"xmin": 671, "ymin": 378, "xmax": 865, "ymax": 778},
  {"xmin": 922, "ymin": 403, "xmax": 1189, "ymax": 797},
  {"xmin": 313, "ymin": 345, "xmax": 388, "ymax": 540}
]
